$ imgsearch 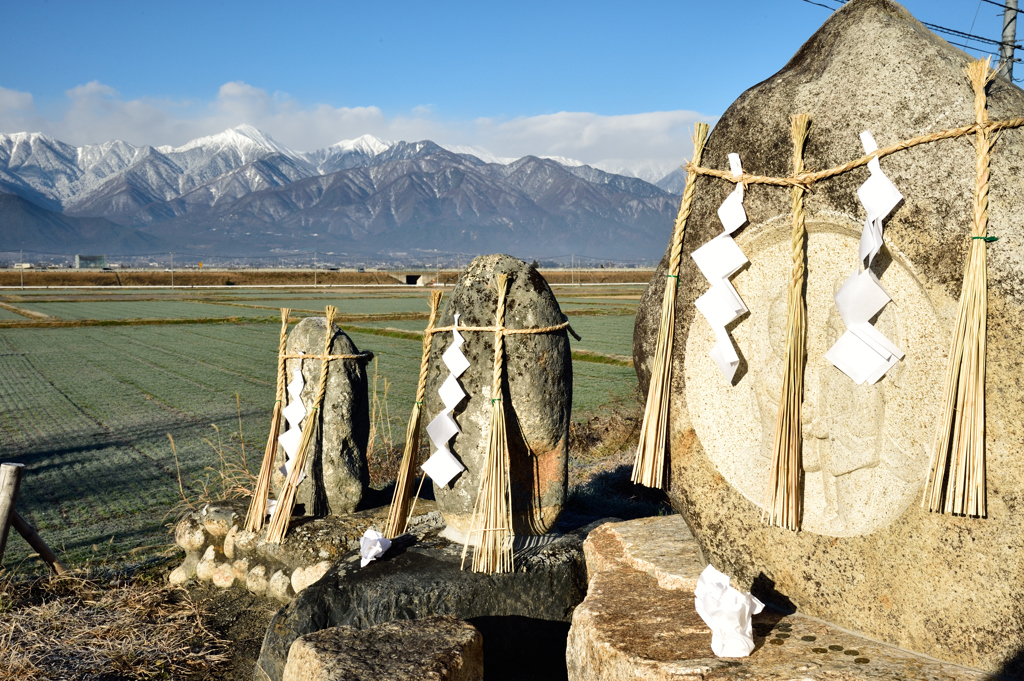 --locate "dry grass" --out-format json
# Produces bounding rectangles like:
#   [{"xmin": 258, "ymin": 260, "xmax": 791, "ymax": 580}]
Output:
[
  {"xmin": 366, "ymin": 357, "xmax": 404, "ymax": 489},
  {"xmin": 0, "ymin": 572, "xmax": 229, "ymax": 680}
]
